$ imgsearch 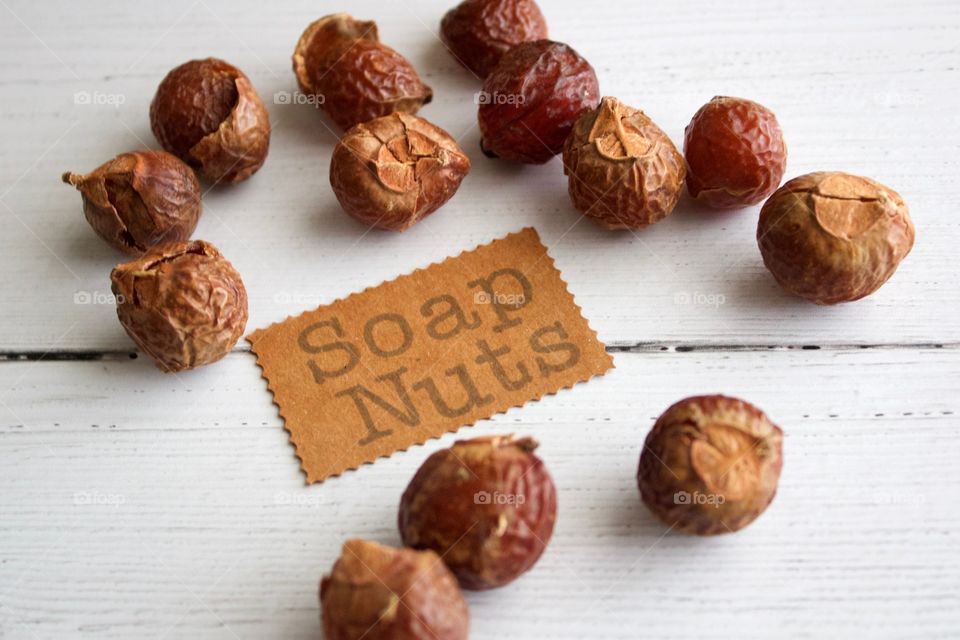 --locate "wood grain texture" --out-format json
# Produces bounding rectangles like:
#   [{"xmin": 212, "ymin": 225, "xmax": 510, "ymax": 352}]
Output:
[
  {"xmin": 1, "ymin": 0, "xmax": 959, "ymax": 638},
  {"xmin": 2, "ymin": 350, "xmax": 960, "ymax": 638}
]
